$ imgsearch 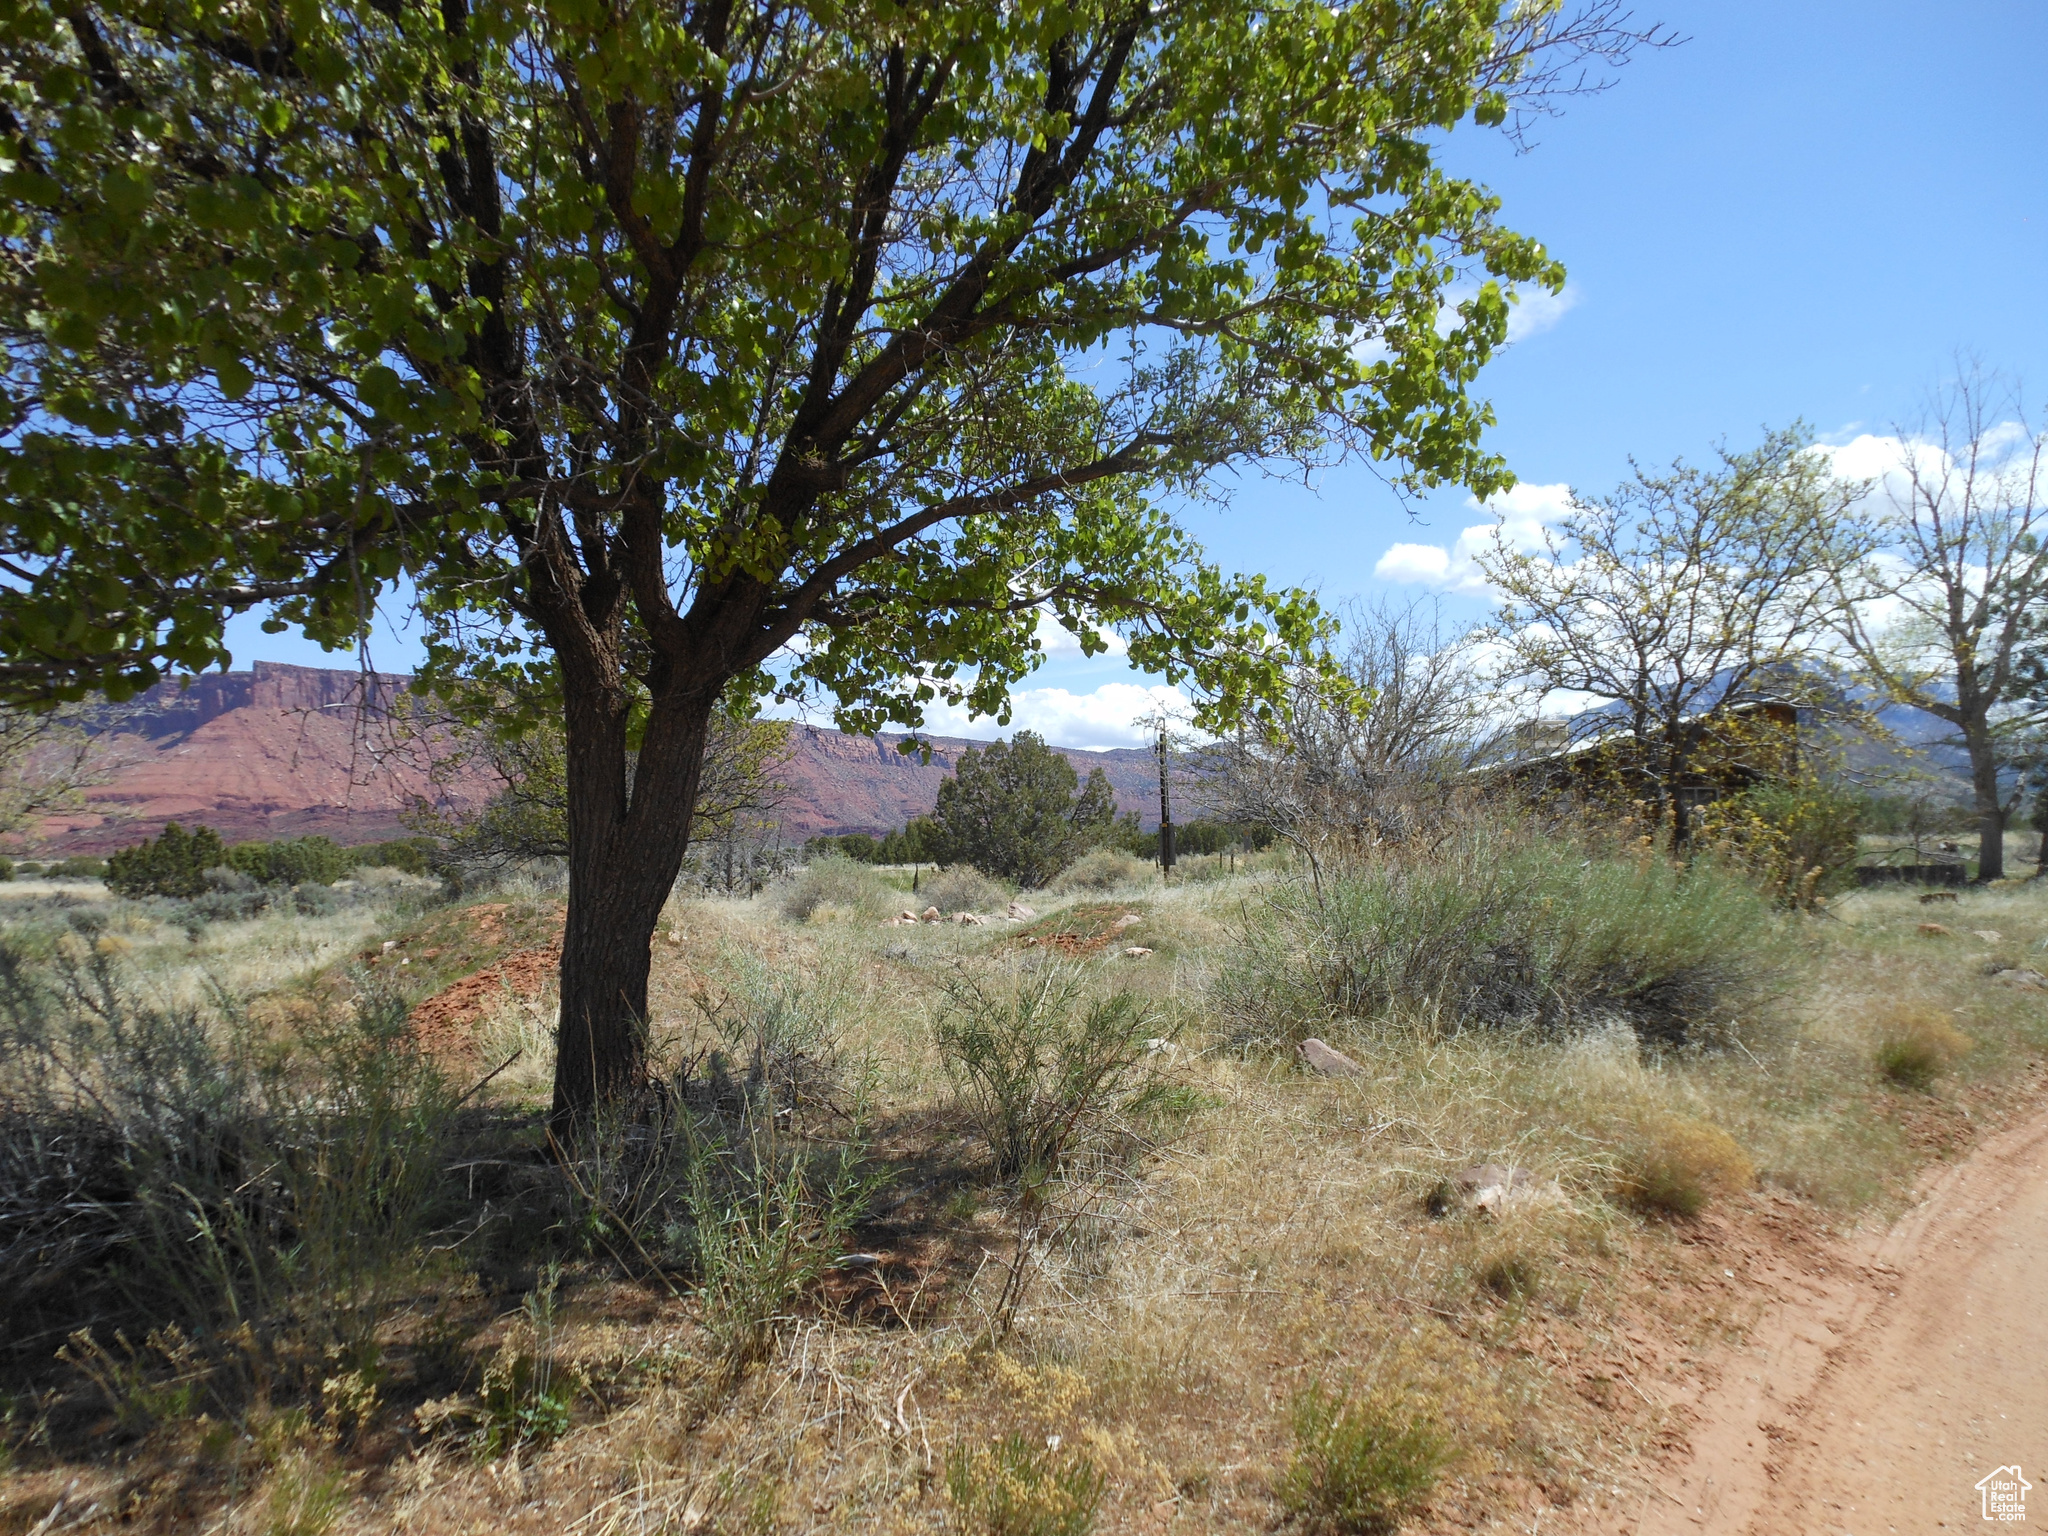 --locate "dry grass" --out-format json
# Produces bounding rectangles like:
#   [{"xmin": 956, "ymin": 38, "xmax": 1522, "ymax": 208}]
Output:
[{"xmin": 5, "ymin": 861, "xmax": 2048, "ymax": 1534}]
